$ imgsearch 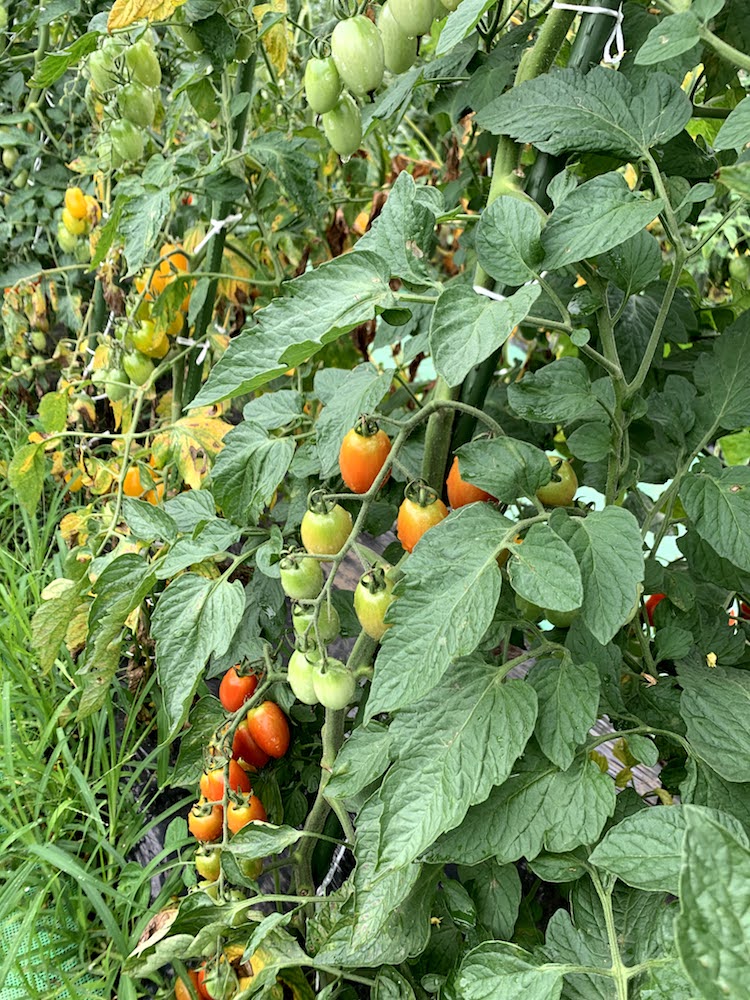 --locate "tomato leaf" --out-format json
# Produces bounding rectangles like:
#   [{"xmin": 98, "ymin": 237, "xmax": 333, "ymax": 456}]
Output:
[
  {"xmin": 634, "ymin": 12, "xmax": 701, "ymax": 66},
  {"xmin": 456, "ymin": 436, "xmax": 551, "ymax": 503},
  {"xmin": 476, "ymin": 67, "xmax": 691, "ymax": 158},
  {"xmin": 152, "ymin": 411, "xmax": 231, "ymax": 490},
  {"xmin": 326, "ymin": 723, "xmax": 392, "ymax": 802},
  {"xmin": 437, "ymin": 0, "xmax": 496, "ymax": 55},
  {"xmin": 508, "ymin": 524, "xmax": 583, "ymax": 613},
  {"xmin": 31, "ymin": 579, "xmax": 88, "ymax": 674},
  {"xmin": 154, "ymin": 520, "xmax": 242, "ymax": 580},
  {"xmin": 152, "ymin": 574, "xmax": 245, "ymax": 740},
  {"xmin": 375, "ymin": 660, "xmax": 537, "ymax": 871},
  {"xmin": 431, "ymin": 283, "xmax": 541, "ymax": 387},
  {"xmin": 695, "ymin": 320, "xmax": 750, "ymax": 430},
  {"xmin": 122, "ymin": 498, "xmax": 178, "ymax": 543},
  {"xmin": 457, "ymin": 941, "xmax": 564, "ymax": 1000},
  {"xmin": 678, "ymin": 660, "xmax": 750, "ymax": 782},
  {"xmin": 108, "ymin": 0, "xmax": 185, "ymax": 30},
  {"xmin": 475, "ymin": 196, "xmax": 545, "ymax": 285},
  {"xmin": 8, "ymin": 441, "xmax": 46, "ymax": 514},
  {"xmin": 596, "ymin": 230, "xmax": 663, "ymax": 296},
  {"xmin": 224, "ymin": 822, "xmax": 303, "ymax": 858},
  {"xmin": 193, "ymin": 251, "xmax": 396, "ymax": 406},
  {"xmin": 211, "ymin": 420, "xmax": 295, "ymax": 525},
  {"xmin": 508, "ymin": 358, "xmax": 598, "ymax": 424},
  {"xmin": 529, "ymin": 656, "xmax": 599, "ymax": 770},
  {"xmin": 365, "ymin": 504, "xmax": 509, "ymax": 720}
]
